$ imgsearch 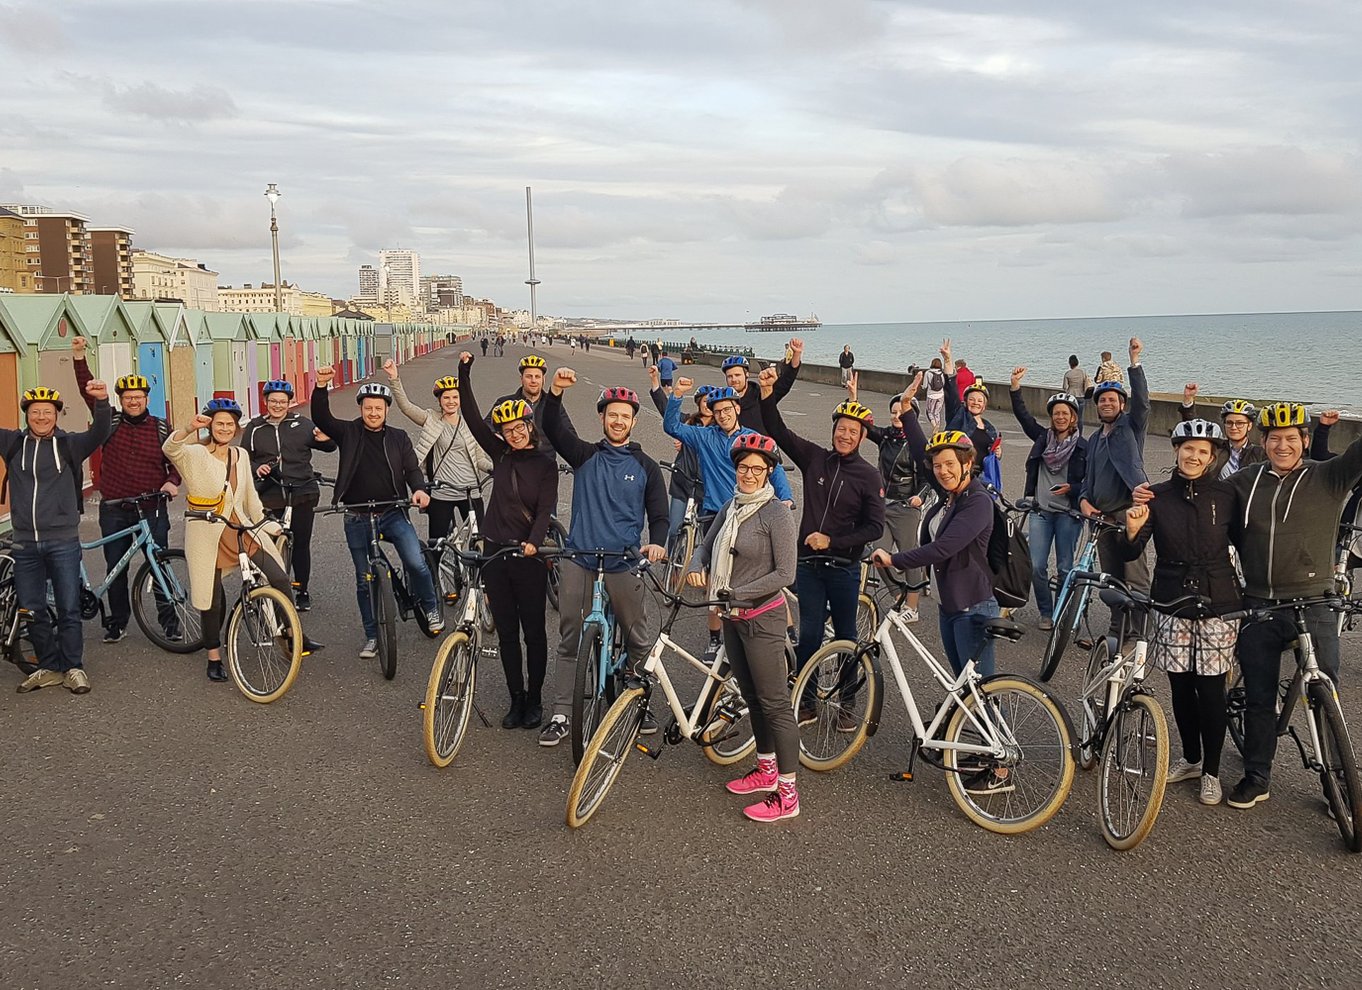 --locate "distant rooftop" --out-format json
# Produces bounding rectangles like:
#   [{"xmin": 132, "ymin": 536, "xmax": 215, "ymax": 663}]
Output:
[{"xmin": 0, "ymin": 203, "xmax": 92, "ymax": 222}]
